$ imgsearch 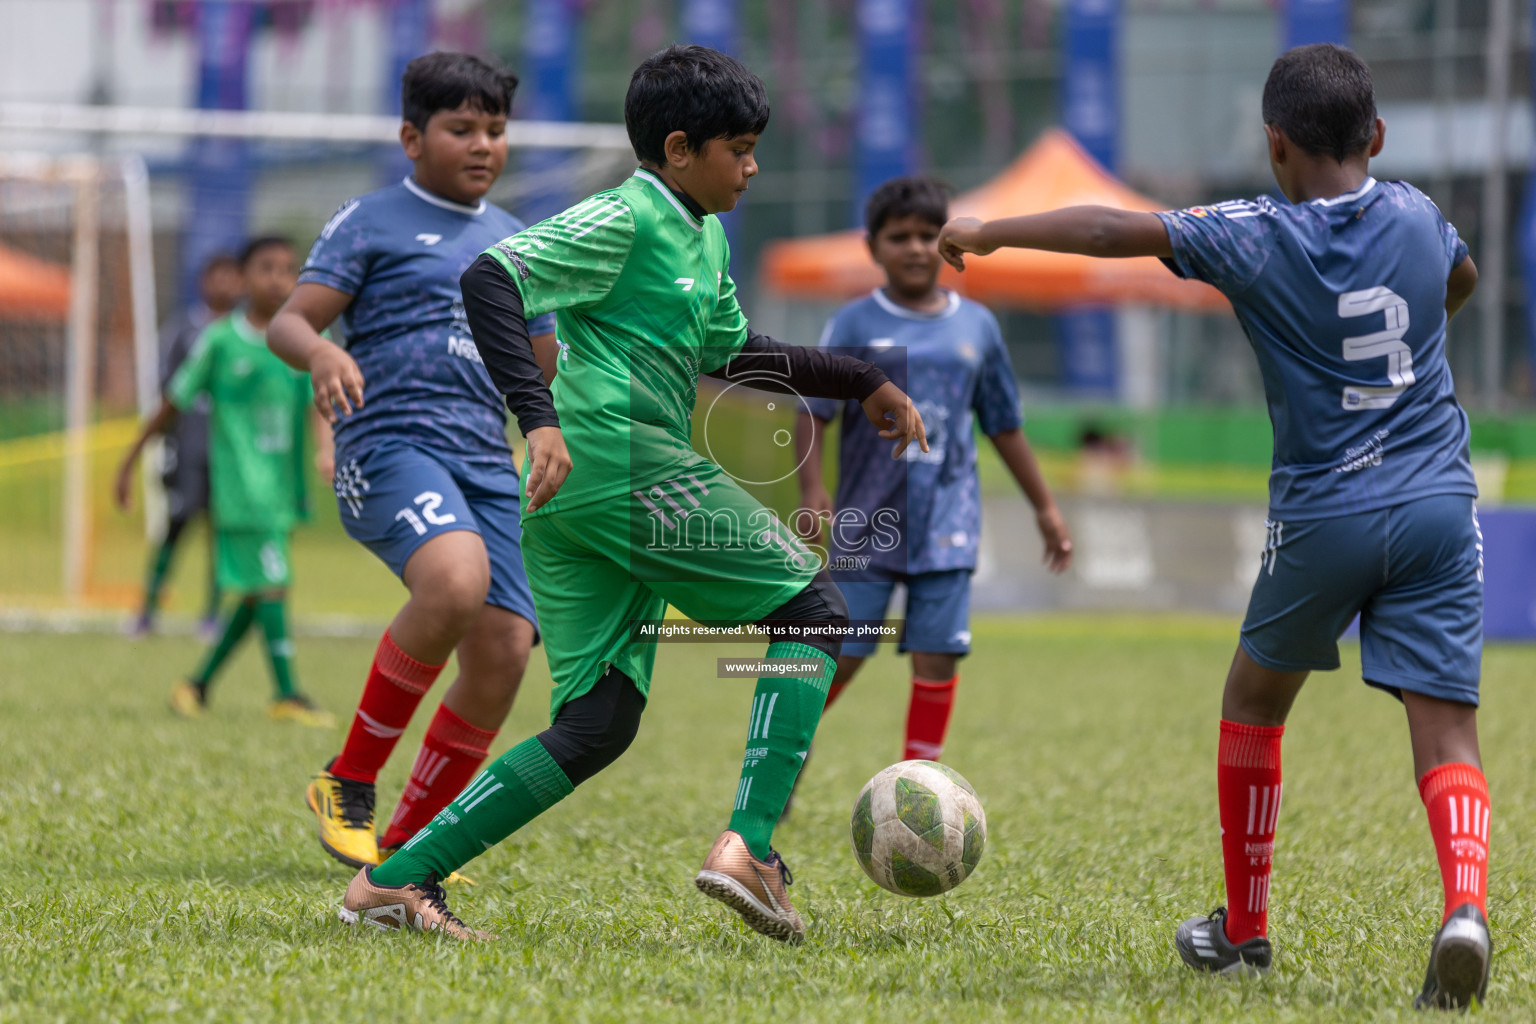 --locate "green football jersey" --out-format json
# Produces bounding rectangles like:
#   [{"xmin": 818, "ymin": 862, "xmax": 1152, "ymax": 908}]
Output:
[
  {"xmin": 165, "ymin": 312, "xmax": 310, "ymax": 531},
  {"xmin": 484, "ymin": 167, "xmax": 749, "ymax": 515}
]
